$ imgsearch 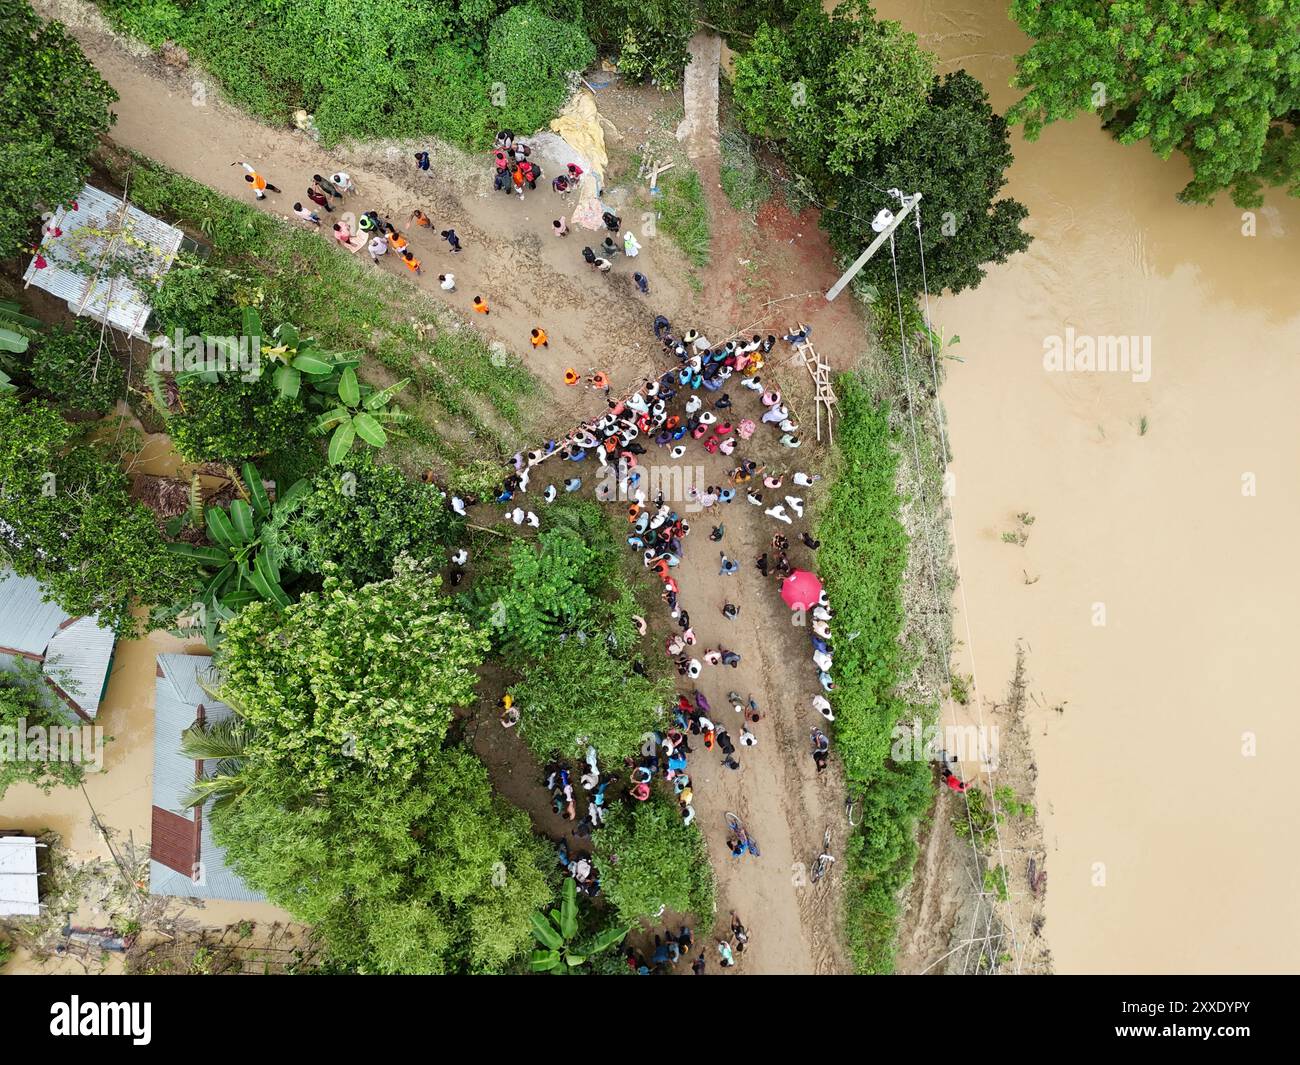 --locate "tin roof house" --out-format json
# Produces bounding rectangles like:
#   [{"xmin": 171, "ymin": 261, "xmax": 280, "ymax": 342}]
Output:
[
  {"xmin": 22, "ymin": 184, "xmax": 185, "ymax": 339},
  {"xmin": 0, "ymin": 569, "xmax": 116, "ymax": 722},
  {"xmin": 149, "ymin": 653, "xmax": 263, "ymax": 902}
]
